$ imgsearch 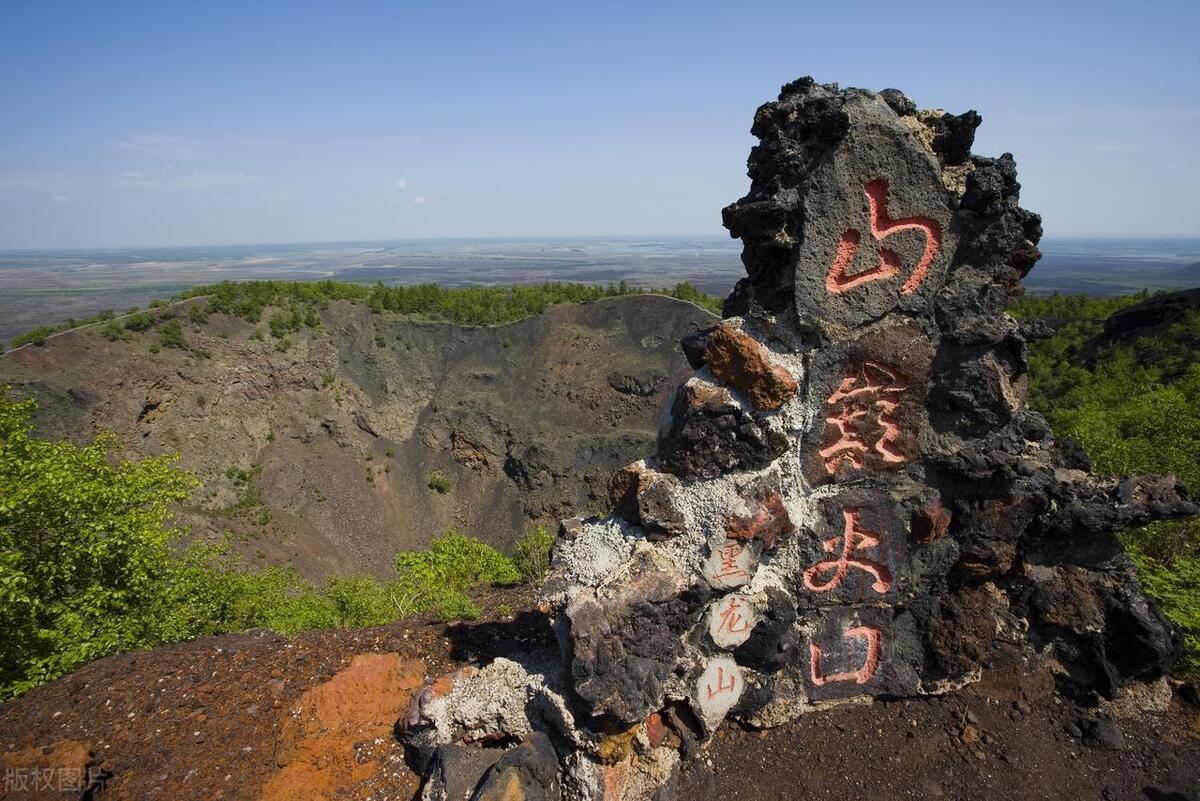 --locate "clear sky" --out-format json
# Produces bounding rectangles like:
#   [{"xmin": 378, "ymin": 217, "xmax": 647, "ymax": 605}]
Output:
[{"xmin": 1, "ymin": 0, "xmax": 1197, "ymax": 249}]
